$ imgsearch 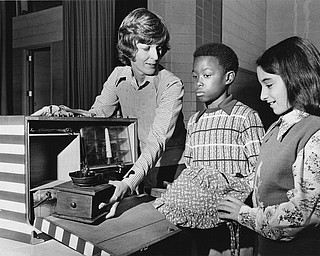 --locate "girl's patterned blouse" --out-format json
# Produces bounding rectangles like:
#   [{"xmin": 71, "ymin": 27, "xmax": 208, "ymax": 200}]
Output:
[{"xmin": 238, "ymin": 109, "xmax": 320, "ymax": 241}]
